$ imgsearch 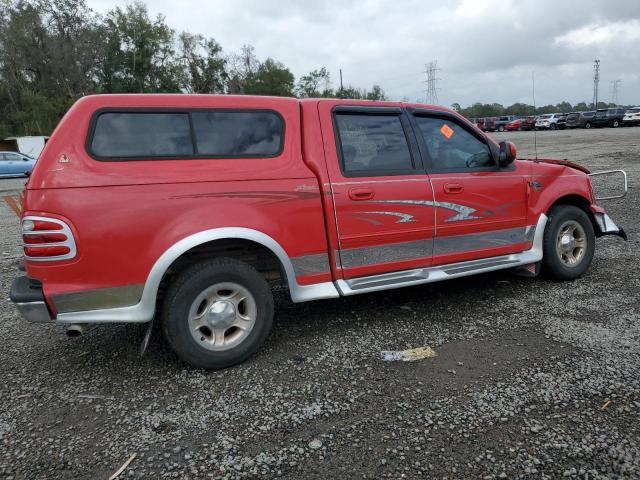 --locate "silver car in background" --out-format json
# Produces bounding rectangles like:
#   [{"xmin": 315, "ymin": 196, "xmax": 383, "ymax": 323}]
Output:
[
  {"xmin": 0, "ymin": 151, "xmax": 36, "ymax": 178},
  {"xmin": 623, "ymin": 107, "xmax": 640, "ymax": 126}
]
